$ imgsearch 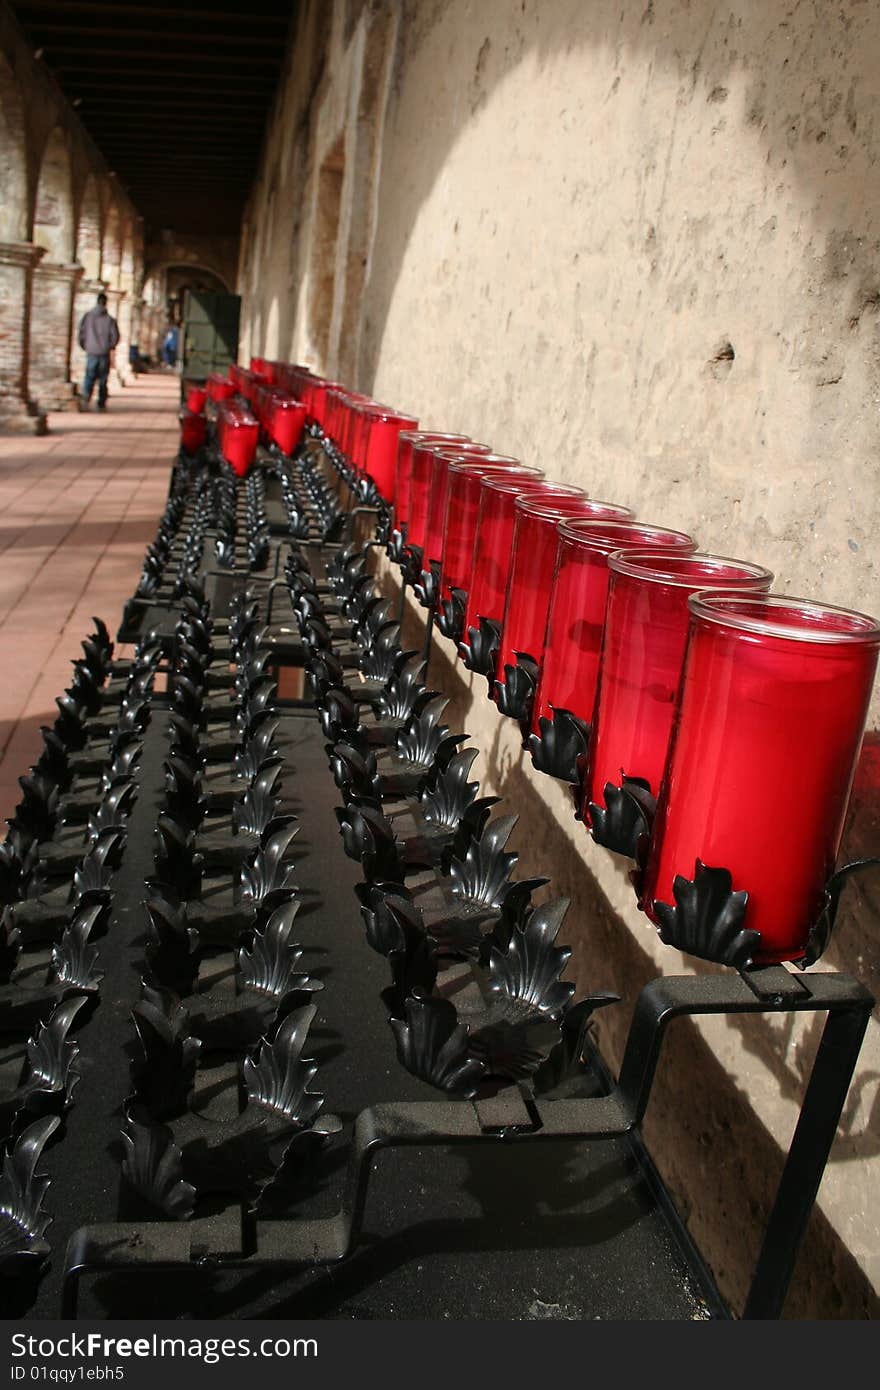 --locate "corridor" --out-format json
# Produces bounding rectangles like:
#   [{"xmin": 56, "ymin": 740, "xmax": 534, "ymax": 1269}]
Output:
[{"xmin": 0, "ymin": 374, "xmax": 178, "ymax": 821}]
